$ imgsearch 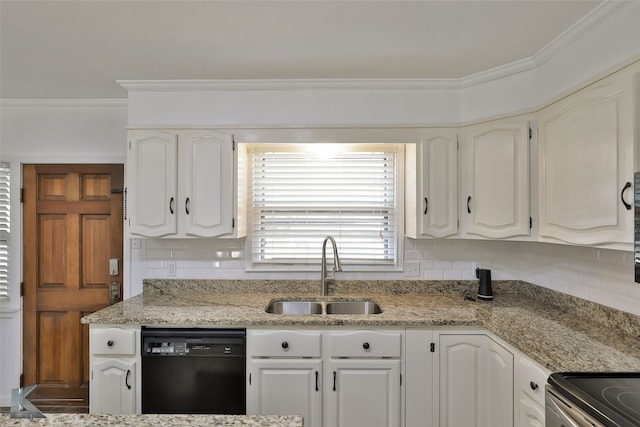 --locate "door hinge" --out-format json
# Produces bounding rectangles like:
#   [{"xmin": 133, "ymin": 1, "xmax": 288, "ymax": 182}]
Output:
[
  {"xmin": 20, "ymin": 374, "xmax": 24, "ymax": 388},
  {"xmin": 529, "ymin": 127, "xmax": 533, "ymax": 140},
  {"xmin": 20, "ymin": 188, "xmax": 24, "ymax": 203},
  {"xmin": 430, "ymin": 342, "xmax": 435, "ymax": 353},
  {"xmin": 232, "ymin": 135, "xmax": 236, "ymax": 151},
  {"xmin": 232, "ymin": 217, "xmax": 235, "ymax": 229},
  {"xmin": 20, "ymin": 282, "xmax": 24, "ymax": 297}
]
